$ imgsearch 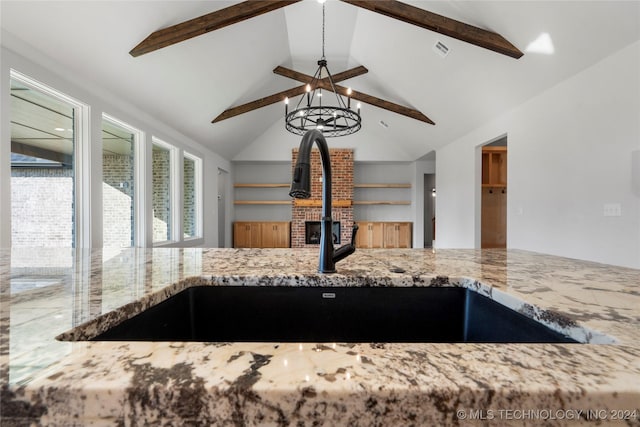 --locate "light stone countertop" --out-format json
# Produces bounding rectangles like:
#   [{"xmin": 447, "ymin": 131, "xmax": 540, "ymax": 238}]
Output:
[{"xmin": 1, "ymin": 247, "xmax": 639, "ymax": 426}]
